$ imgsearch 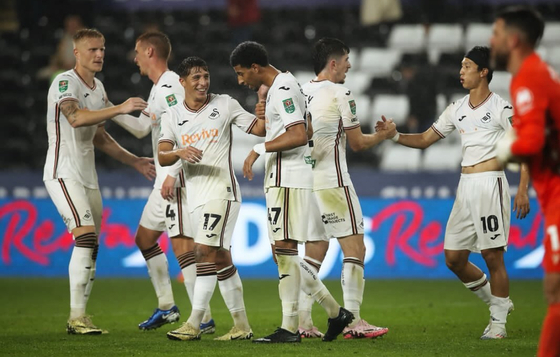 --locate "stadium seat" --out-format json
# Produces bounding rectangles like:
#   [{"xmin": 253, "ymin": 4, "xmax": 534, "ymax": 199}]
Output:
[
  {"xmin": 379, "ymin": 145, "xmax": 421, "ymax": 171},
  {"xmin": 387, "ymin": 24, "xmax": 426, "ymax": 53},
  {"xmin": 436, "ymin": 93, "xmax": 447, "ymax": 115},
  {"xmin": 344, "ymin": 72, "xmax": 372, "ymax": 95},
  {"xmin": 540, "ymin": 22, "xmax": 560, "ymax": 48},
  {"xmin": 358, "ymin": 48, "xmax": 402, "ymax": 77},
  {"xmin": 546, "ymin": 46, "xmax": 560, "ymax": 72},
  {"xmin": 464, "ymin": 23, "xmax": 492, "ymax": 51},
  {"xmin": 449, "ymin": 92, "xmax": 466, "ymax": 105},
  {"xmin": 489, "ymin": 71, "xmax": 512, "ymax": 101},
  {"xmin": 294, "ymin": 71, "xmax": 315, "ymax": 86},
  {"xmin": 354, "ymin": 95, "xmax": 372, "ymax": 122},
  {"xmin": 427, "ymin": 24, "xmax": 464, "ymax": 64},
  {"xmin": 371, "ymin": 94, "xmax": 409, "ymax": 127},
  {"xmin": 422, "ymin": 143, "xmax": 462, "ymax": 171}
]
